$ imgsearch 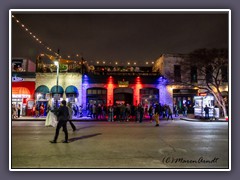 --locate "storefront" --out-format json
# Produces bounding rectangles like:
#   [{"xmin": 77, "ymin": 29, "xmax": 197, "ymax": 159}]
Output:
[
  {"xmin": 87, "ymin": 87, "xmax": 107, "ymax": 105},
  {"xmin": 66, "ymin": 85, "xmax": 79, "ymax": 104},
  {"xmin": 12, "ymin": 87, "xmax": 31, "ymax": 116},
  {"xmin": 173, "ymin": 89, "xmax": 198, "ymax": 114},
  {"xmin": 194, "ymin": 95, "xmax": 215, "ymax": 118},
  {"xmin": 50, "ymin": 85, "xmax": 64, "ymax": 108},
  {"xmin": 12, "ymin": 81, "xmax": 35, "ymax": 116}
]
